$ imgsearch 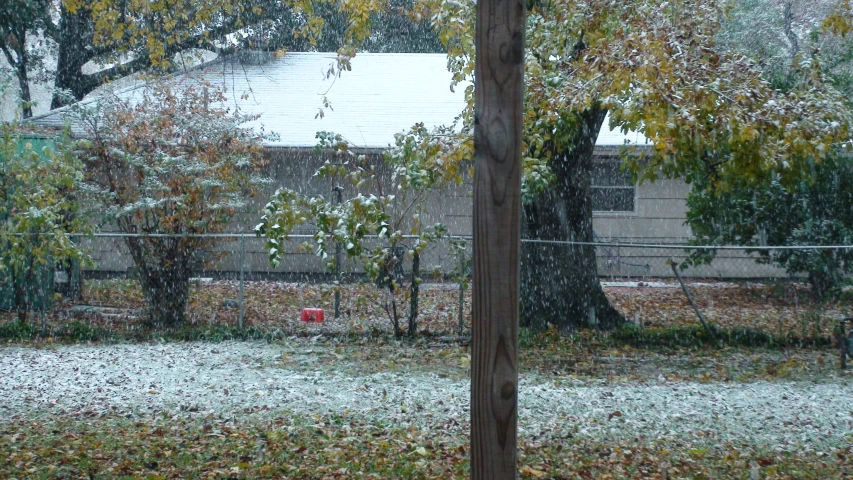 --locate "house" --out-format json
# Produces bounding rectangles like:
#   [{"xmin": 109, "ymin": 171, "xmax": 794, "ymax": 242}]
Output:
[{"xmin": 29, "ymin": 52, "xmax": 772, "ymax": 279}]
